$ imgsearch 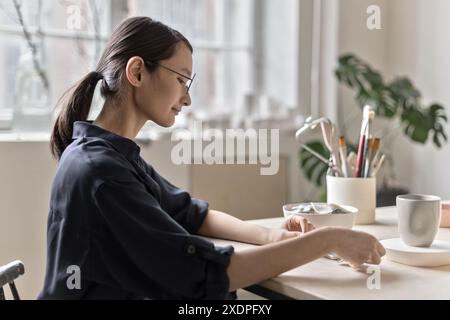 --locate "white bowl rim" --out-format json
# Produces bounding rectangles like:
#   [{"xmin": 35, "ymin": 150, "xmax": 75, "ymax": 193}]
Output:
[{"xmin": 283, "ymin": 203, "xmax": 358, "ymax": 215}]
